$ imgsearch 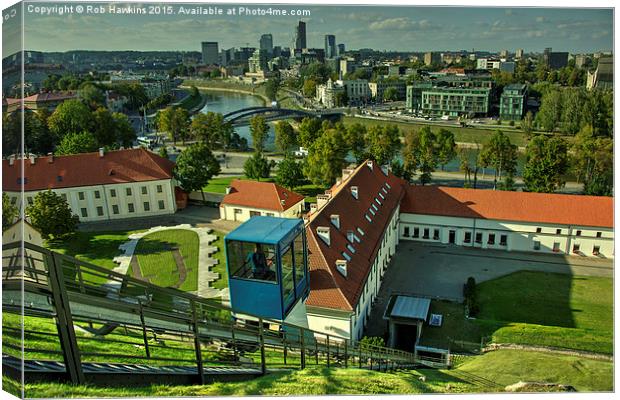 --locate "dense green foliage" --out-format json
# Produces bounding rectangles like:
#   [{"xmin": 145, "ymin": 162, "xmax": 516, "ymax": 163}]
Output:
[
  {"xmin": 2, "ymin": 193, "xmax": 18, "ymax": 231},
  {"xmin": 25, "ymin": 190, "xmax": 79, "ymax": 240},
  {"xmin": 174, "ymin": 143, "xmax": 221, "ymax": 201}
]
